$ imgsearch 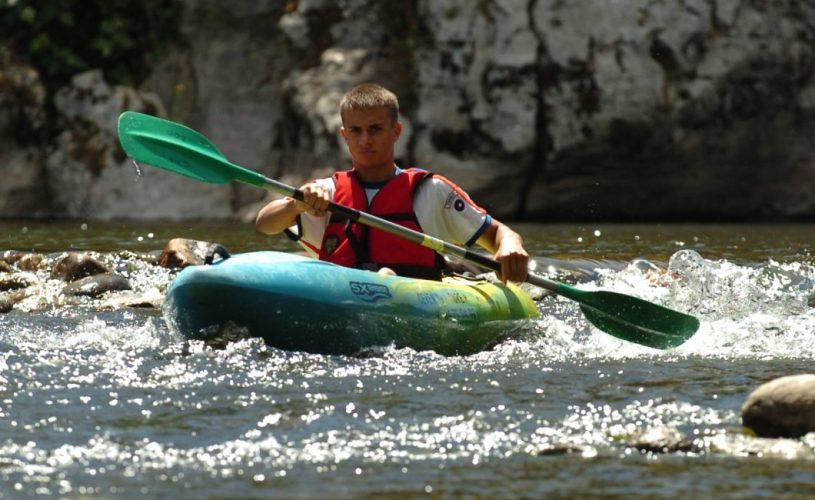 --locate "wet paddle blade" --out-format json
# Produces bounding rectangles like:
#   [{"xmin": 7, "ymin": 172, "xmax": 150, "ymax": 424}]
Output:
[
  {"xmin": 577, "ymin": 291, "xmax": 699, "ymax": 349},
  {"xmin": 527, "ymin": 275, "xmax": 700, "ymax": 349}
]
